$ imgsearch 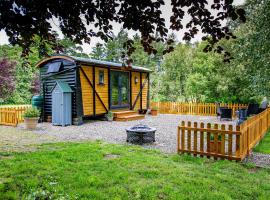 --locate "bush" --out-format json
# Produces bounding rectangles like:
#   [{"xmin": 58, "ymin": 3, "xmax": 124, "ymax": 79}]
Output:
[
  {"xmin": 23, "ymin": 107, "xmax": 40, "ymax": 118},
  {"xmin": 105, "ymin": 110, "xmax": 114, "ymax": 120},
  {"xmin": 151, "ymin": 106, "xmax": 158, "ymax": 110}
]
